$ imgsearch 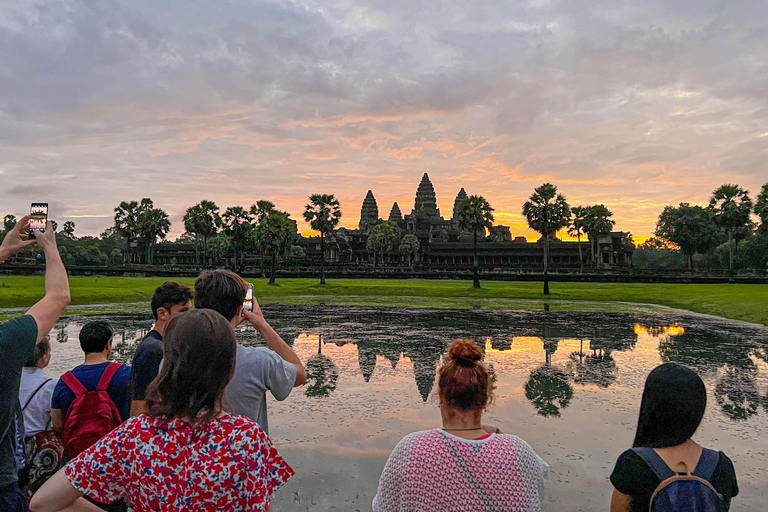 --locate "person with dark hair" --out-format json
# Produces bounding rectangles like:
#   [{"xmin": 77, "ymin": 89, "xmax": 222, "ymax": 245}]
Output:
[
  {"xmin": 610, "ymin": 363, "xmax": 739, "ymax": 511},
  {"xmin": 373, "ymin": 339, "xmax": 548, "ymax": 512},
  {"xmin": 130, "ymin": 282, "xmax": 193, "ymax": 416},
  {"xmin": 49, "ymin": 322, "xmax": 130, "ymax": 512},
  {"xmin": 30, "ymin": 309, "xmax": 294, "ymax": 512},
  {"xmin": 194, "ymin": 269, "xmax": 306, "ymax": 435},
  {"xmin": 1, "ymin": 217, "xmax": 70, "ymax": 512}
]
